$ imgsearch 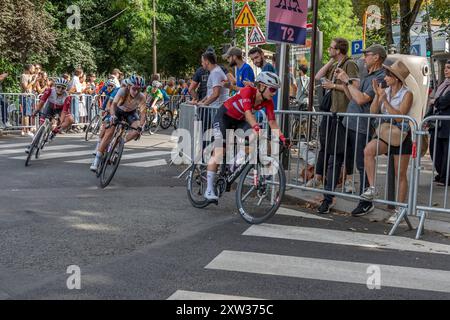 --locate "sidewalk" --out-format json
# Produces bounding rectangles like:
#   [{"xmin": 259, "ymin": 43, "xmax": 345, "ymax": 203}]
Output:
[{"xmin": 285, "ymin": 187, "xmax": 450, "ymax": 236}]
